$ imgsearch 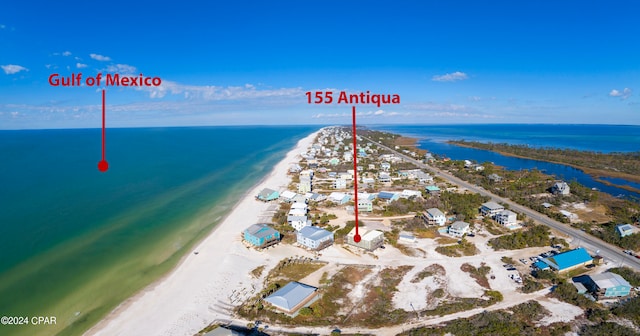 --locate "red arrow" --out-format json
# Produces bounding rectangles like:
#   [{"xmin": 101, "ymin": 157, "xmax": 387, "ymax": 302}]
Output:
[
  {"xmin": 97, "ymin": 89, "xmax": 109, "ymax": 172},
  {"xmin": 352, "ymin": 106, "xmax": 361, "ymax": 242}
]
